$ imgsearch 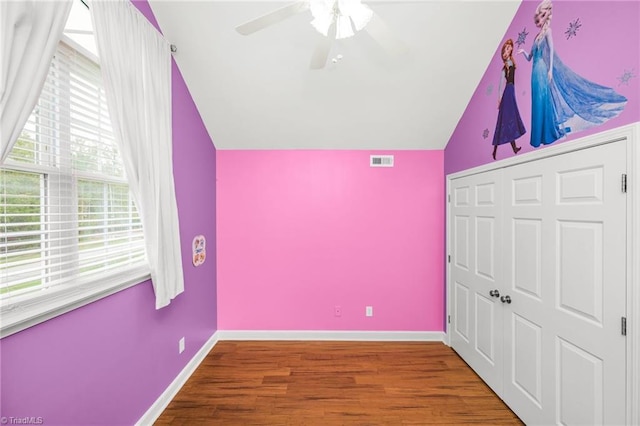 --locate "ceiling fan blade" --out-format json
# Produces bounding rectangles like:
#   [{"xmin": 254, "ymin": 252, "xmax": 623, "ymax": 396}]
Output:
[
  {"xmin": 364, "ymin": 11, "xmax": 409, "ymax": 57},
  {"xmin": 309, "ymin": 23, "xmax": 335, "ymax": 69},
  {"xmin": 236, "ymin": 1, "xmax": 310, "ymax": 36},
  {"xmin": 309, "ymin": 37, "xmax": 332, "ymax": 69}
]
